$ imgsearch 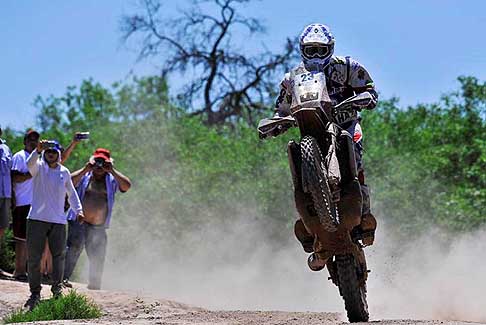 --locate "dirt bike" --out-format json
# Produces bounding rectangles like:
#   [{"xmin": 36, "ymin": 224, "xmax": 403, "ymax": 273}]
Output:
[{"xmin": 258, "ymin": 67, "xmax": 374, "ymax": 322}]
